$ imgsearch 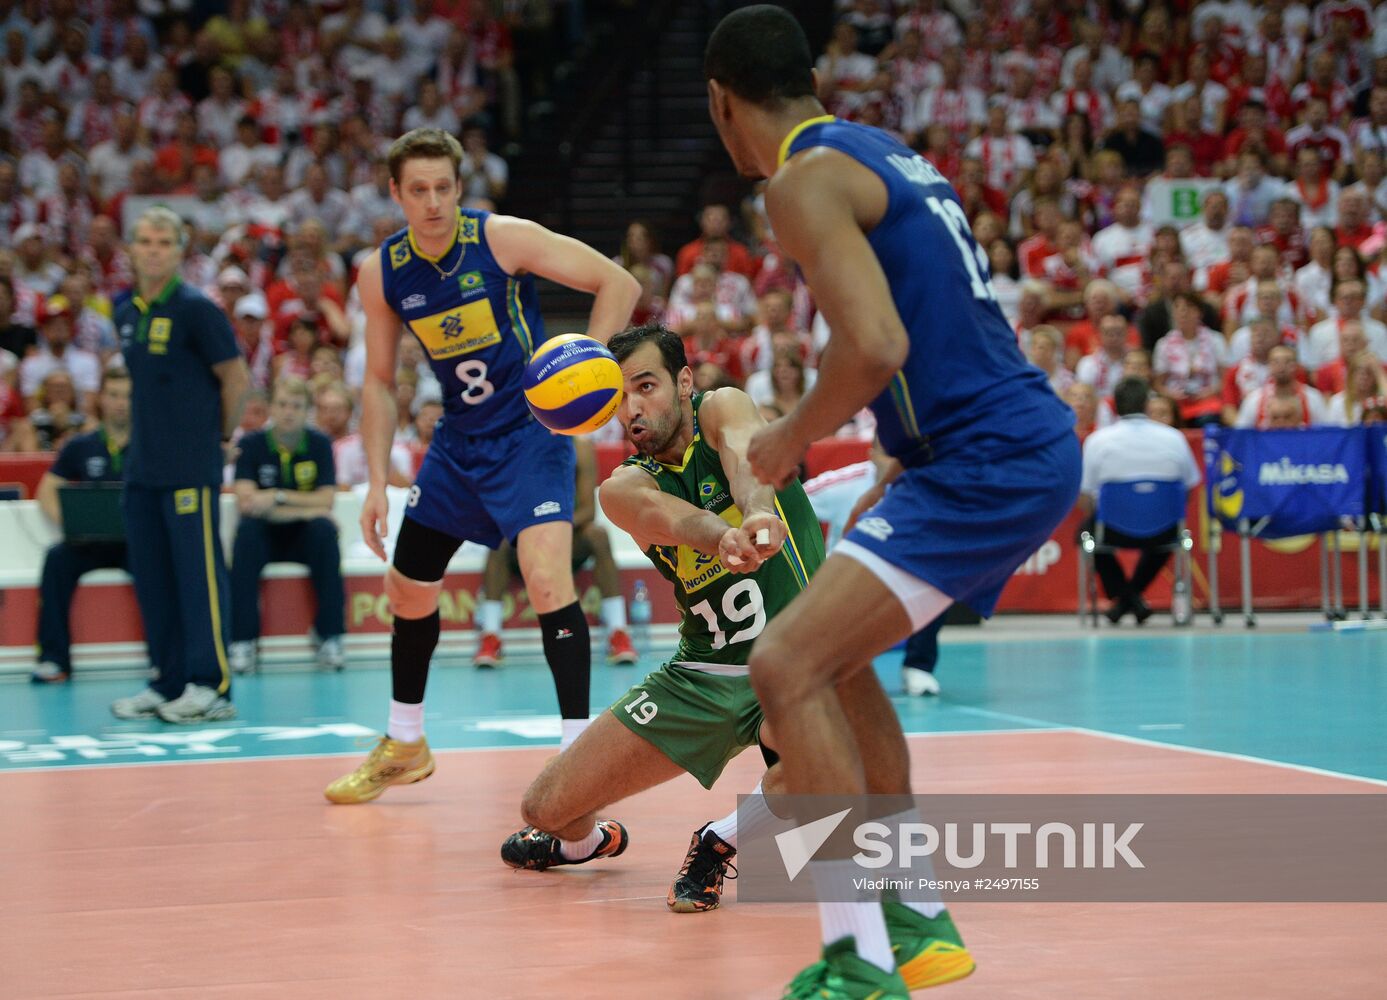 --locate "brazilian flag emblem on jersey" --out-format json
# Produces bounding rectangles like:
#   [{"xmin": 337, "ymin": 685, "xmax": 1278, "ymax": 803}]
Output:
[
  {"xmin": 699, "ymin": 477, "xmax": 718, "ymax": 498},
  {"xmin": 459, "ymin": 271, "xmax": 484, "ymax": 294}
]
